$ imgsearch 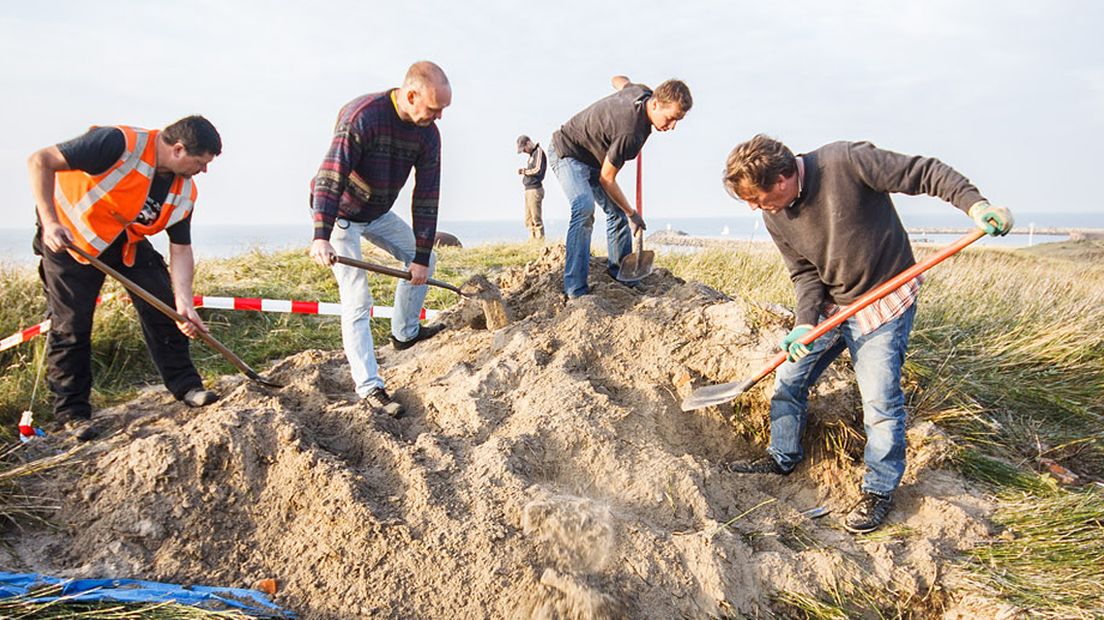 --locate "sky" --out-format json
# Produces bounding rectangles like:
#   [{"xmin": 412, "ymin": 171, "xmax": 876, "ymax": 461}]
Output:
[{"xmin": 1, "ymin": 0, "xmax": 1101, "ymax": 234}]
